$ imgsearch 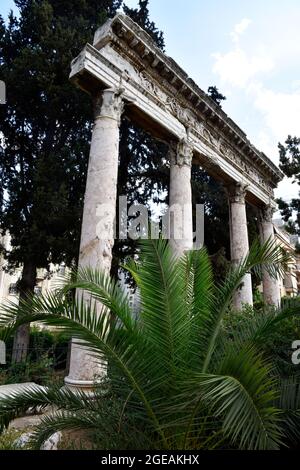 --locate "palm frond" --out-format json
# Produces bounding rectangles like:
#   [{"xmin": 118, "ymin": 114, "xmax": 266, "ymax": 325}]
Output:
[
  {"xmin": 179, "ymin": 248, "xmax": 214, "ymax": 369},
  {"xmin": 124, "ymin": 239, "xmax": 191, "ymax": 384},
  {"xmin": 177, "ymin": 346, "xmax": 283, "ymax": 449},
  {"xmin": 200, "ymin": 238, "xmax": 292, "ymax": 372},
  {"xmin": 278, "ymin": 379, "xmax": 300, "ymax": 446}
]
